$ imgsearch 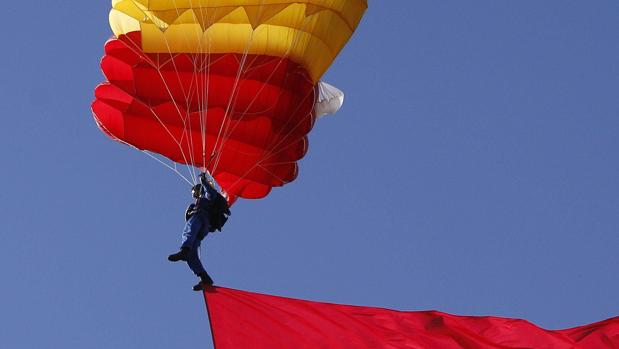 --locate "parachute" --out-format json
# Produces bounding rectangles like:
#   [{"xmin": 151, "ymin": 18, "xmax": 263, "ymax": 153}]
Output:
[{"xmin": 92, "ymin": 0, "xmax": 368, "ymax": 203}]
